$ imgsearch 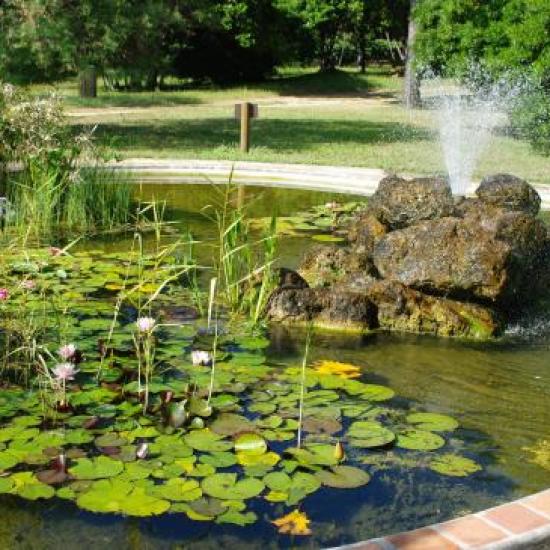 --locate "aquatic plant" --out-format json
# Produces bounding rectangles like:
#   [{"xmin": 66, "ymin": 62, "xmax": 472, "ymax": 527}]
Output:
[{"xmin": 0, "ymin": 83, "xmax": 131, "ymax": 238}]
